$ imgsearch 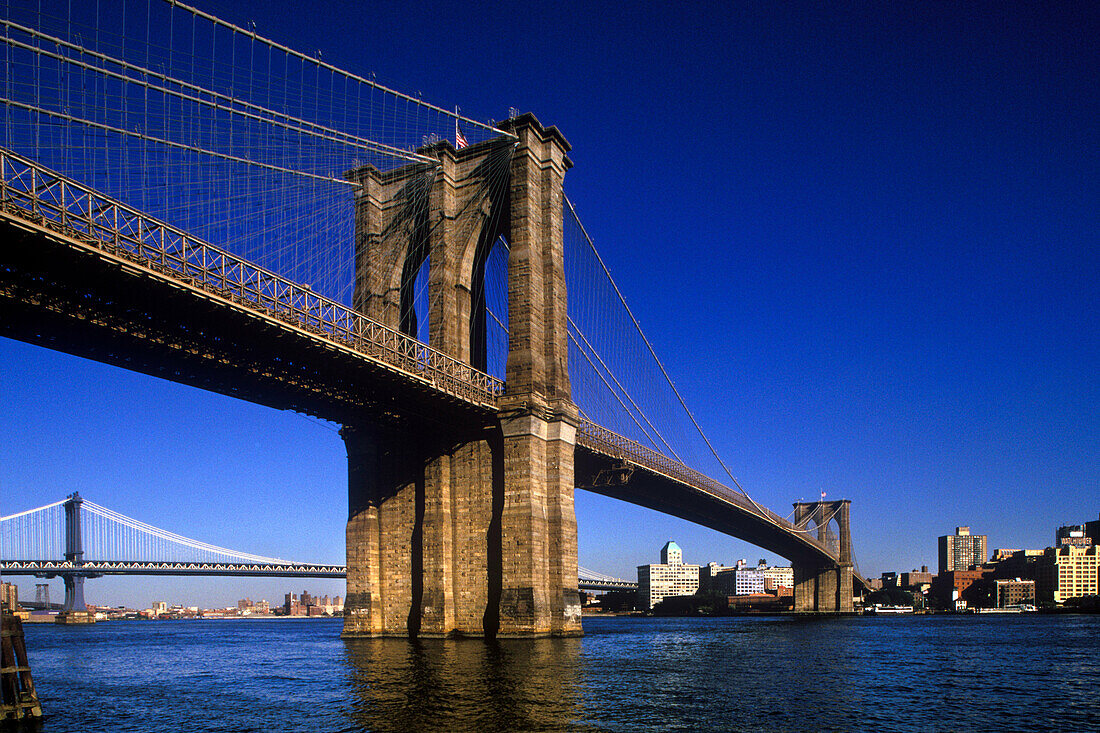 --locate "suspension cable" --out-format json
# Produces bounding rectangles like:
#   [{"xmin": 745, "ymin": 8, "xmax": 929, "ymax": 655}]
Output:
[{"xmin": 565, "ymin": 195, "xmax": 742, "ymax": 491}]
